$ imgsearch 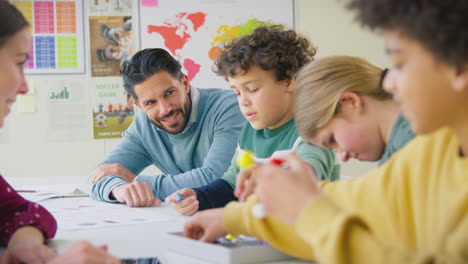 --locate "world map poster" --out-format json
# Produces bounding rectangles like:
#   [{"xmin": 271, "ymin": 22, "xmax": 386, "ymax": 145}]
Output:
[{"xmin": 139, "ymin": 0, "xmax": 295, "ymax": 89}]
